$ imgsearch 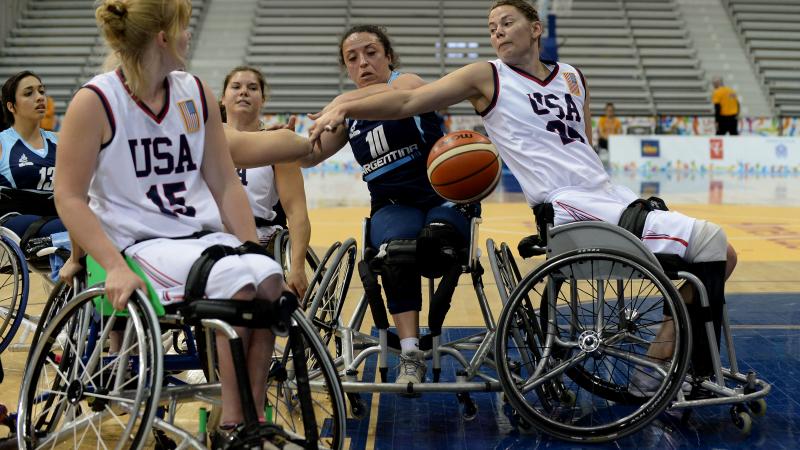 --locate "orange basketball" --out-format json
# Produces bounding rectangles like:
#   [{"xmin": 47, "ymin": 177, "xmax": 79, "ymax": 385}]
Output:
[{"xmin": 426, "ymin": 130, "xmax": 501, "ymax": 204}]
